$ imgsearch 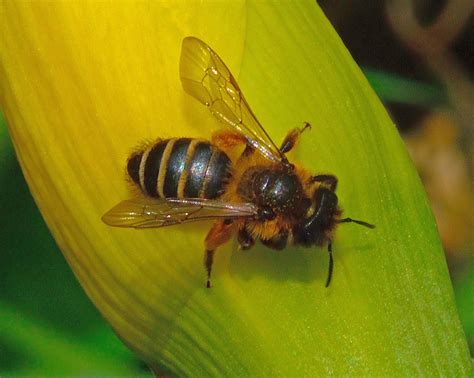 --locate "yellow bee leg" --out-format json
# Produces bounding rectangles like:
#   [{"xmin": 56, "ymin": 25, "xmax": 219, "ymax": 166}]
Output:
[
  {"xmin": 211, "ymin": 130, "xmax": 248, "ymax": 153},
  {"xmin": 204, "ymin": 219, "xmax": 236, "ymax": 288},
  {"xmin": 279, "ymin": 122, "xmax": 311, "ymax": 154}
]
